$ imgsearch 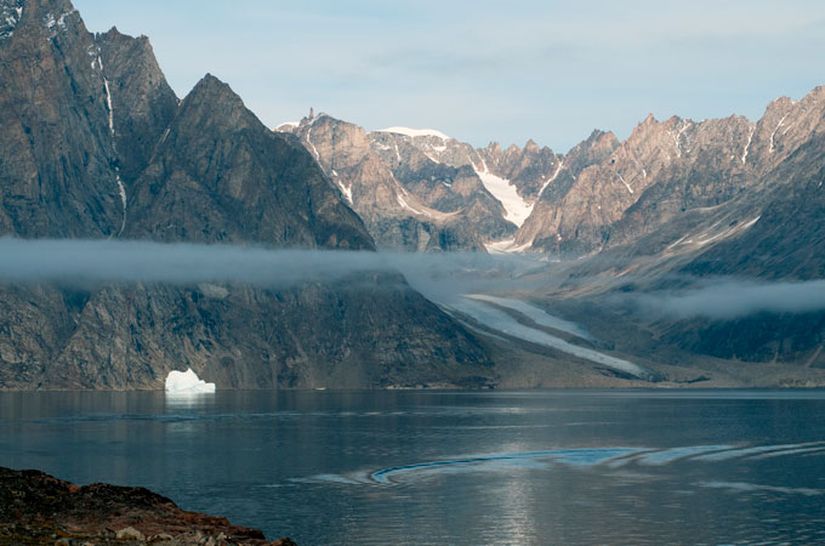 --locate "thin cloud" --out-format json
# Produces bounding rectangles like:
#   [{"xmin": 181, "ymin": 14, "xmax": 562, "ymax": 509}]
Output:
[
  {"xmin": 635, "ymin": 279, "xmax": 825, "ymax": 320},
  {"xmin": 0, "ymin": 239, "xmax": 539, "ymax": 301}
]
